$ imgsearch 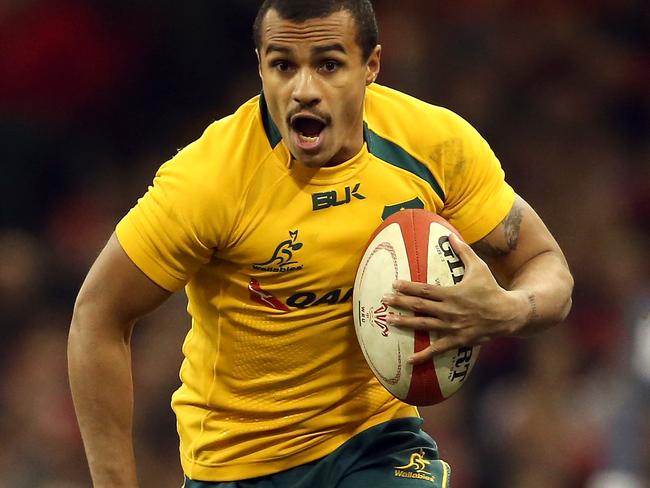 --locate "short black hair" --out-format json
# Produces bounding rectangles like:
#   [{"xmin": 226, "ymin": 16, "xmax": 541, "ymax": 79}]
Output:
[{"xmin": 253, "ymin": 0, "xmax": 379, "ymax": 61}]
